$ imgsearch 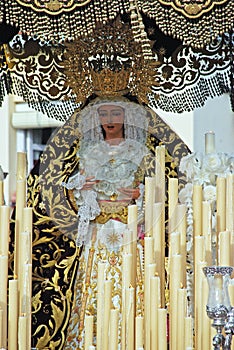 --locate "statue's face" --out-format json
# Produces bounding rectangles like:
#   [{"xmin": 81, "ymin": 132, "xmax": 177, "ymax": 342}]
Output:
[{"xmin": 98, "ymin": 104, "xmax": 124, "ymax": 140}]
